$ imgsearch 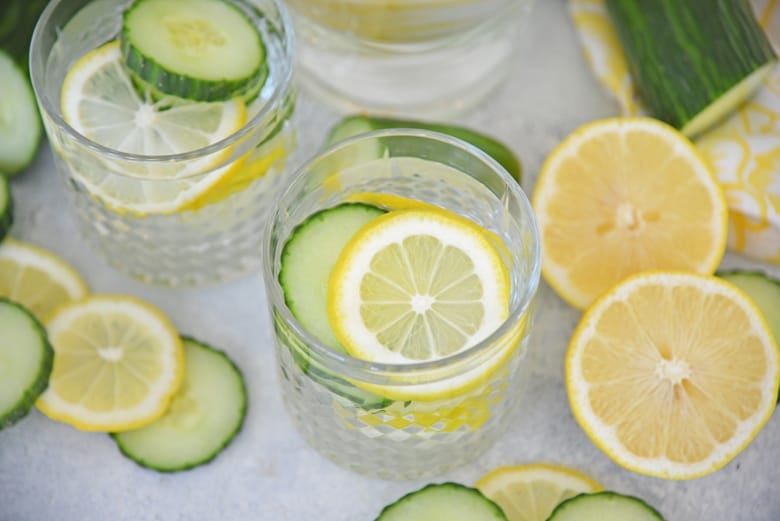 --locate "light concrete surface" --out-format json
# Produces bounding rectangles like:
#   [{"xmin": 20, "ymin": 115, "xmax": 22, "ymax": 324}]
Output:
[{"xmin": 2, "ymin": 1, "xmax": 779, "ymax": 520}]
